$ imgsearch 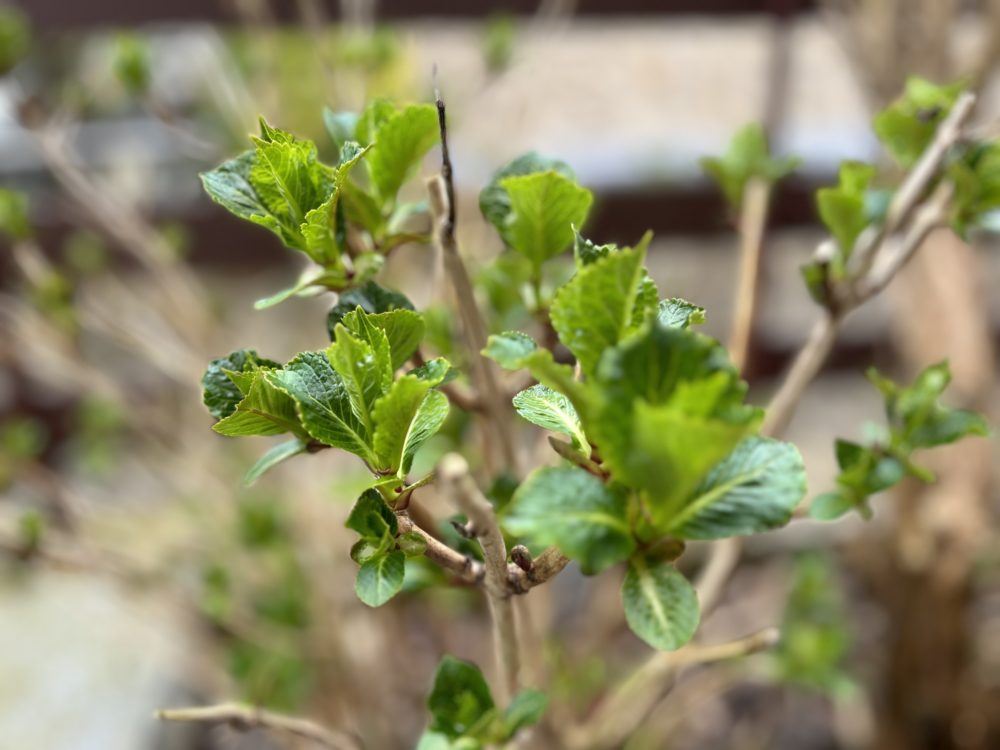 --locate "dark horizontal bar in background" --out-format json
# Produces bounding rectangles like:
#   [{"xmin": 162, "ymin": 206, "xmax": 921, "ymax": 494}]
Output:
[{"xmin": 15, "ymin": 0, "xmax": 816, "ymax": 30}]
